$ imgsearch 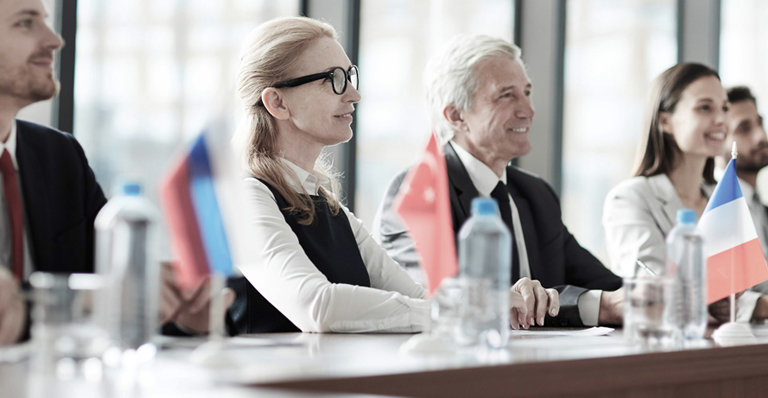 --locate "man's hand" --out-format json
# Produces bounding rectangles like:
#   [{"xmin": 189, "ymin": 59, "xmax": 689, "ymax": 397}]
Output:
[
  {"xmin": 0, "ymin": 268, "xmax": 25, "ymax": 346},
  {"xmin": 708, "ymin": 294, "xmax": 741, "ymax": 324},
  {"xmin": 598, "ymin": 288, "xmax": 624, "ymax": 326},
  {"xmin": 752, "ymin": 295, "xmax": 768, "ymax": 321},
  {"xmin": 160, "ymin": 261, "xmax": 236, "ymax": 334},
  {"xmin": 509, "ymin": 278, "xmax": 559, "ymax": 330}
]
